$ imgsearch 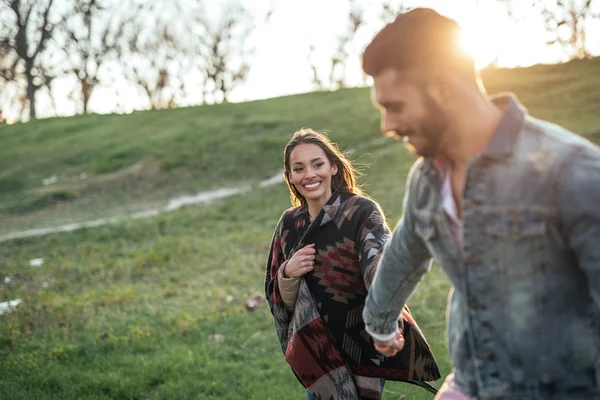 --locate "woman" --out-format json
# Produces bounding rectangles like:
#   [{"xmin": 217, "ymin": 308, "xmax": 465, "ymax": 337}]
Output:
[{"xmin": 264, "ymin": 128, "xmax": 440, "ymax": 399}]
